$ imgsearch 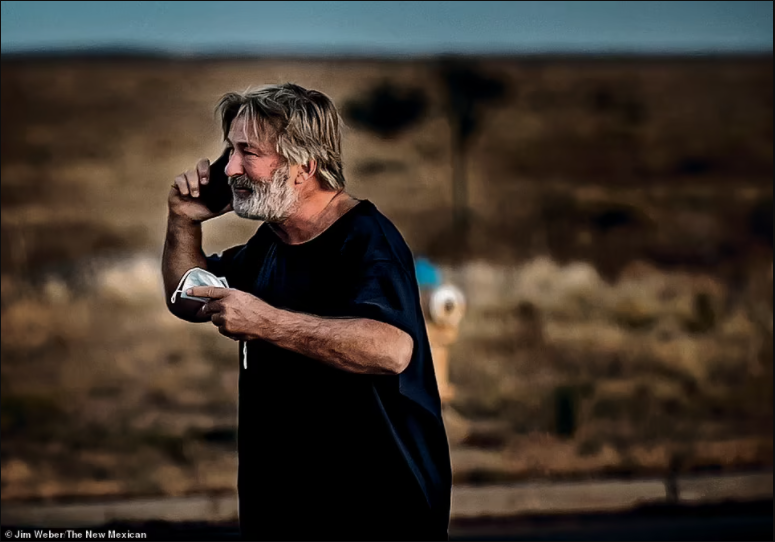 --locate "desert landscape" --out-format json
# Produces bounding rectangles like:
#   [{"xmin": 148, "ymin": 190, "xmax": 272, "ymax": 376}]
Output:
[{"xmin": 1, "ymin": 53, "xmax": 772, "ymax": 502}]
